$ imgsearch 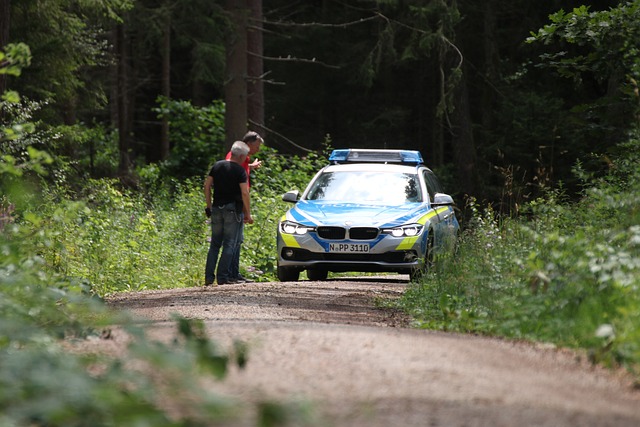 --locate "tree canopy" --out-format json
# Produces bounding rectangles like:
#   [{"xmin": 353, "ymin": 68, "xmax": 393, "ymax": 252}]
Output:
[{"xmin": 2, "ymin": 0, "xmax": 638, "ymax": 205}]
